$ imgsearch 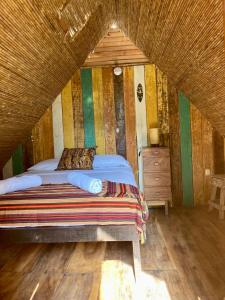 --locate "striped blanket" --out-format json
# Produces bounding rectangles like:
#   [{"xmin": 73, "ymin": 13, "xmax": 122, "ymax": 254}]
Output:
[{"xmin": 0, "ymin": 181, "xmax": 148, "ymax": 234}]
